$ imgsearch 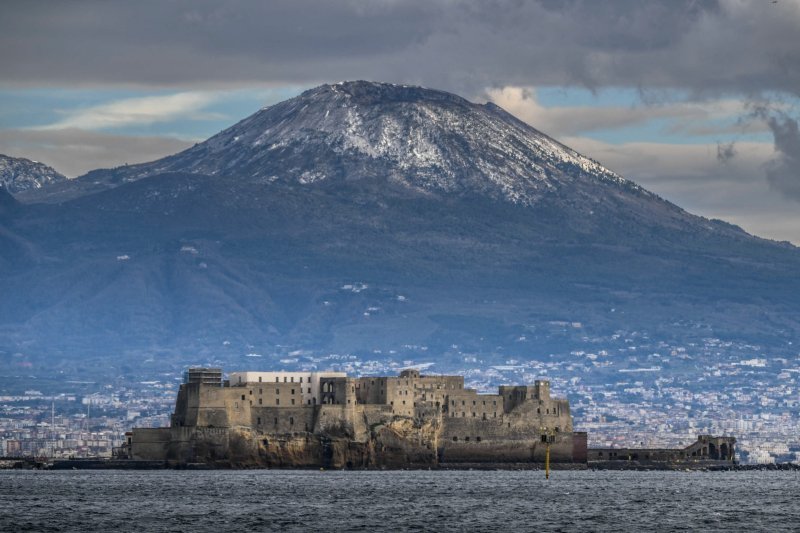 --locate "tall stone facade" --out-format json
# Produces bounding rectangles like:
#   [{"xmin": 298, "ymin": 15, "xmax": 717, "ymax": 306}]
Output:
[{"xmin": 128, "ymin": 368, "xmax": 587, "ymax": 468}]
